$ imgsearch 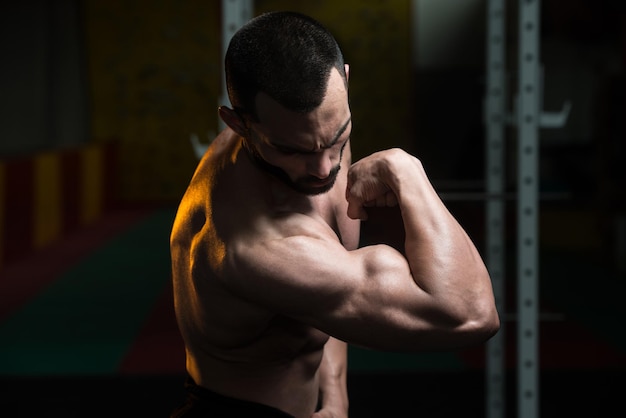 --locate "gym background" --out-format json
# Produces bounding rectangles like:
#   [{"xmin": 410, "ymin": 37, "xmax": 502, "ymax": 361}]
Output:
[{"xmin": 0, "ymin": 0, "xmax": 624, "ymax": 417}]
